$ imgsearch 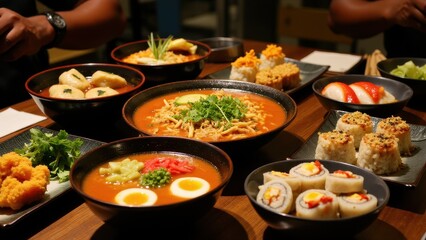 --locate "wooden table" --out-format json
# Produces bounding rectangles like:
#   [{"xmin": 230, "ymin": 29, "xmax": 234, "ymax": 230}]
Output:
[{"xmin": 0, "ymin": 40, "xmax": 425, "ymax": 240}]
